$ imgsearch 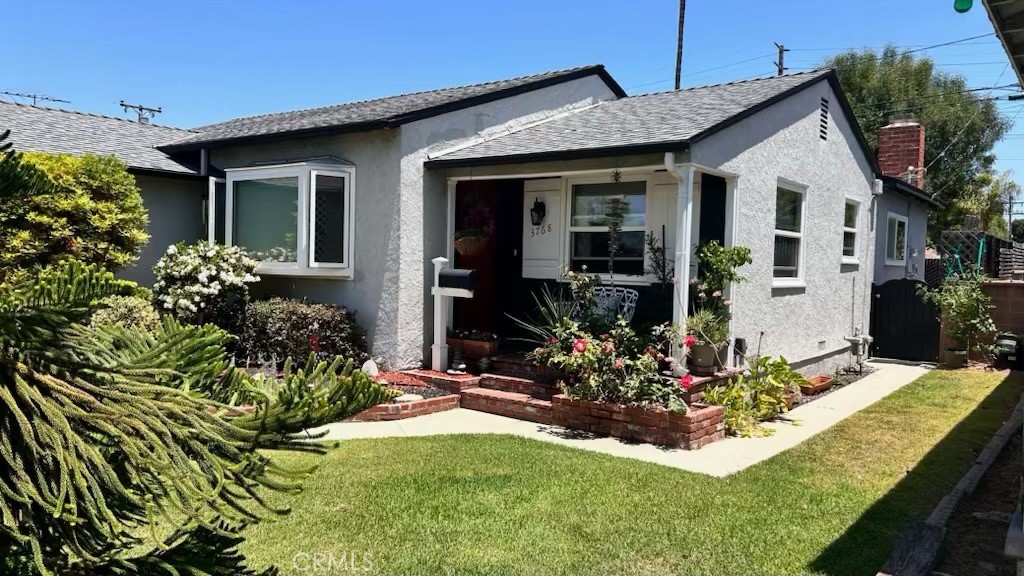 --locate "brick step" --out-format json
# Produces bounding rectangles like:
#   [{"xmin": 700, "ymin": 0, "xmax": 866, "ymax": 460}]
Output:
[
  {"xmin": 488, "ymin": 354, "xmax": 558, "ymax": 384},
  {"xmin": 479, "ymin": 373, "xmax": 556, "ymax": 399},
  {"xmin": 460, "ymin": 388, "xmax": 553, "ymax": 424}
]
